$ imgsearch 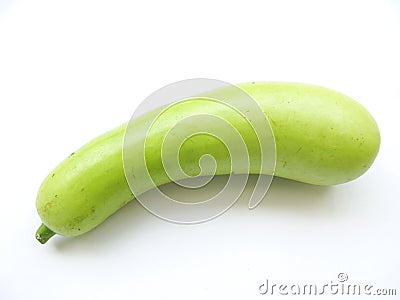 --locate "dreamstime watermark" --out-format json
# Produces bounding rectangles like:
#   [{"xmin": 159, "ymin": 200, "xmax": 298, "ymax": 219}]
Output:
[
  {"xmin": 122, "ymin": 78, "xmax": 276, "ymax": 223},
  {"xmin": 259, "ymin": 273, "xmax": 397, "ymax": 296}
]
